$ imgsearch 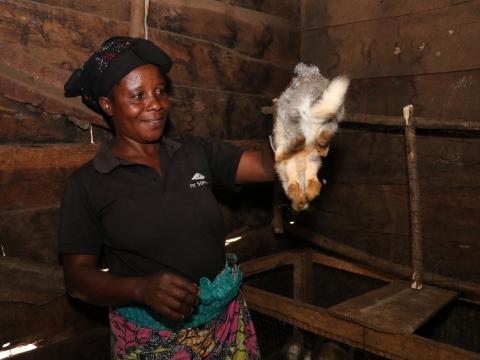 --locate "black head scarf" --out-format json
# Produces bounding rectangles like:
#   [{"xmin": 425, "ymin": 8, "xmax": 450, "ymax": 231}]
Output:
[{"xmin": 64, "ymin": 36, "xmax": 172, "ymax": 115}]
